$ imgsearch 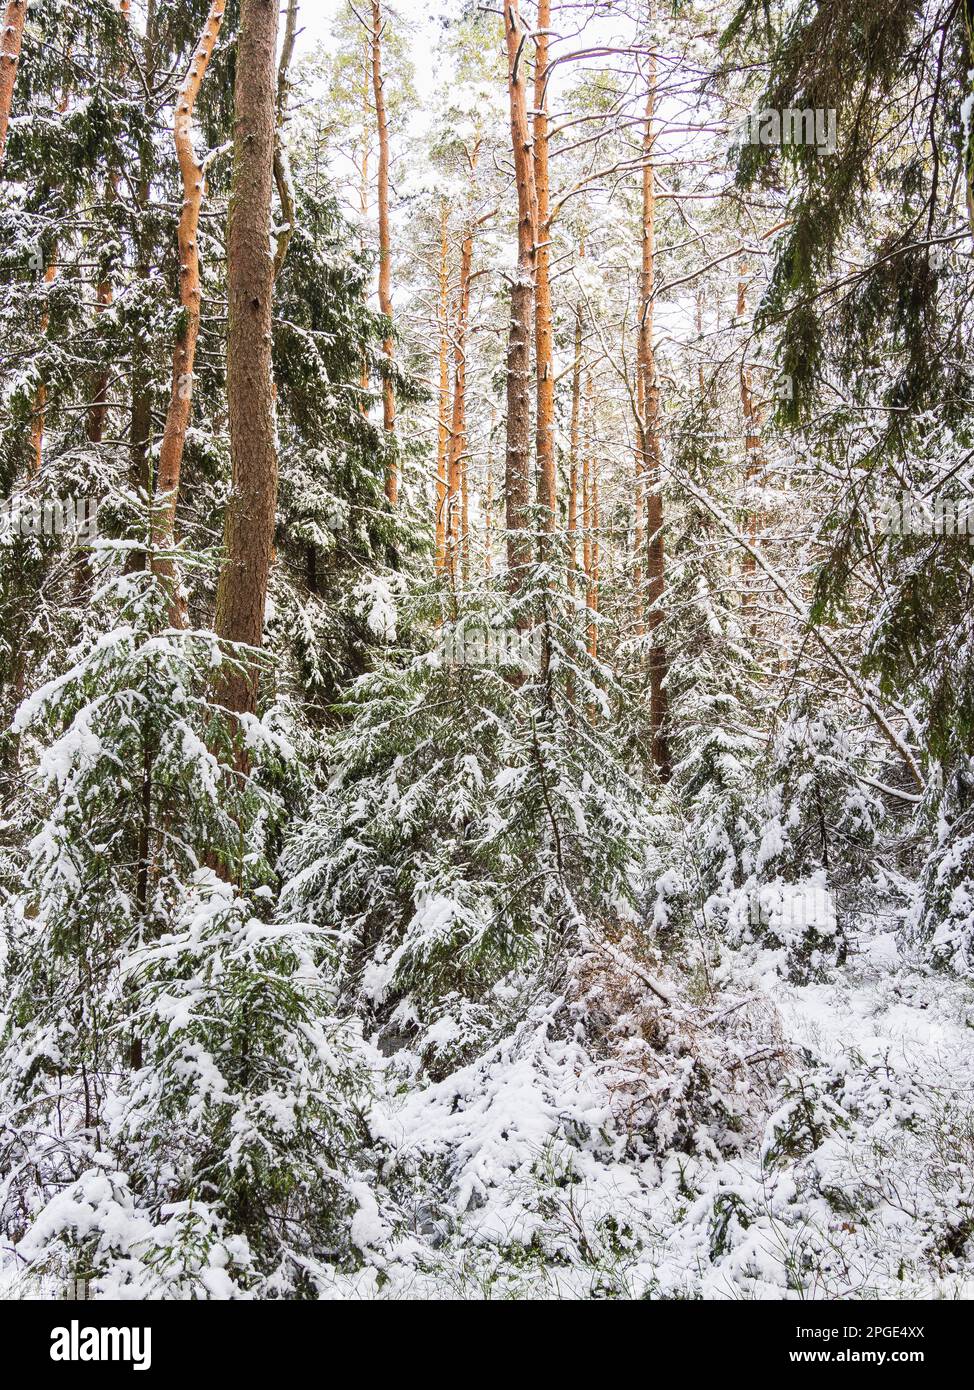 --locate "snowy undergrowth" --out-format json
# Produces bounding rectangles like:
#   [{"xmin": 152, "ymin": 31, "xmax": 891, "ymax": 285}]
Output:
[
  {"xmin": 4, "ymin": 888, "xmax": 973, "ymax": 1300},
  {"xmin": 316, "ymin": 907, "xmax": 974, "ymax": 1300}
]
